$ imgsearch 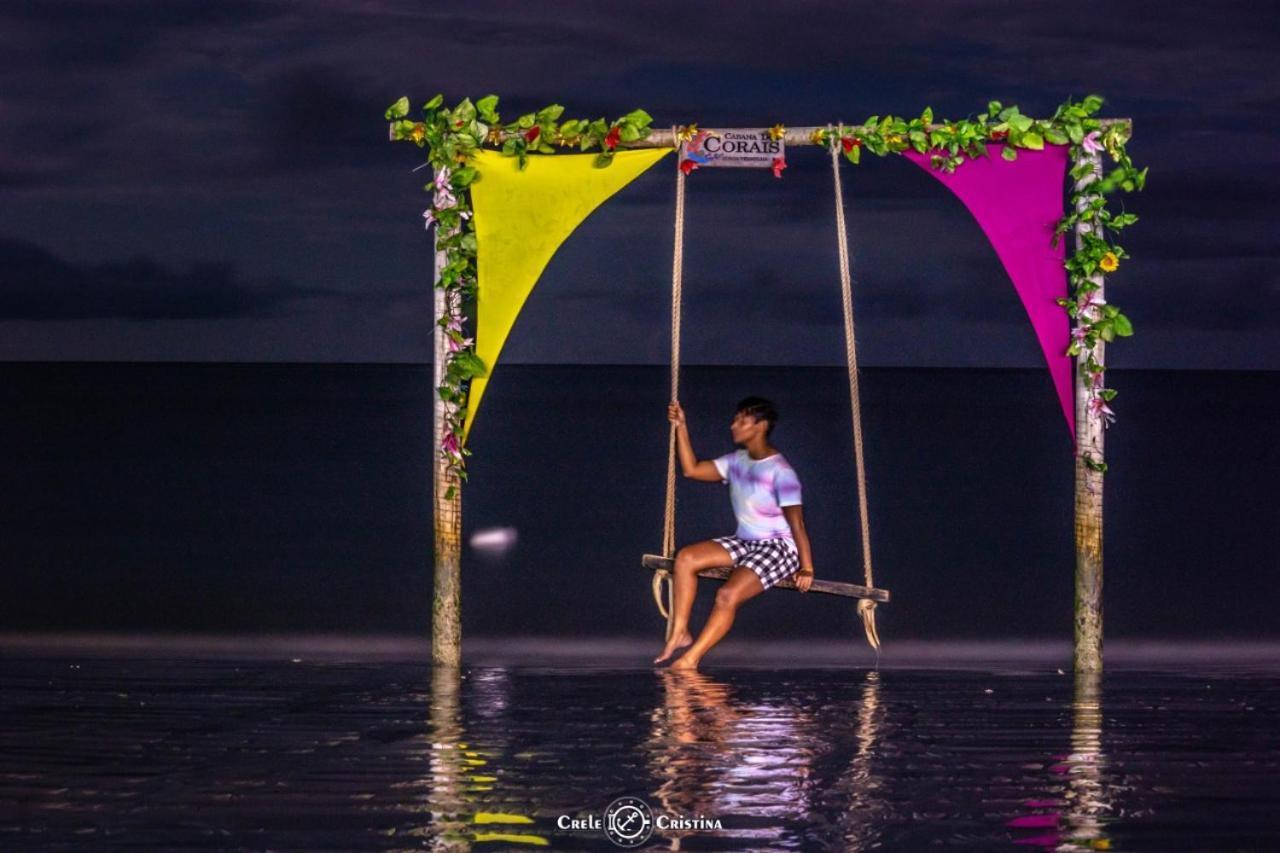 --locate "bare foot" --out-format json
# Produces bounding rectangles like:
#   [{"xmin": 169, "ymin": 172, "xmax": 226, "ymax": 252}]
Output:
[
  {"xmin": 669, "ymin": 654, "xmax": 700, "ymax": 672},
  {"xmin": 653, "ymin": 630, "xmax": 693, "ymax": 664}
]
